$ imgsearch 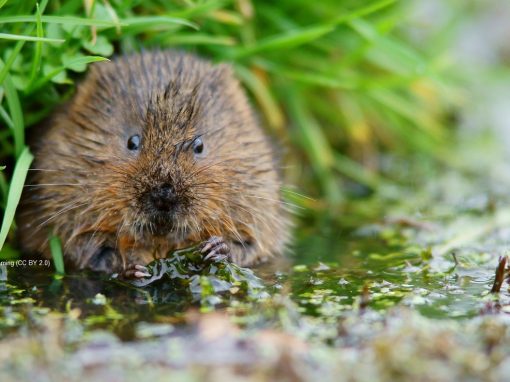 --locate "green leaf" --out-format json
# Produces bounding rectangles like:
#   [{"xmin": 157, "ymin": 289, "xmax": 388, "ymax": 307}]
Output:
[
  {"xmin": 82, "ymin": 35, "xmax": 114, "ymax": 56},
  {"xmin": 0, "ymin": 33, "xmax": 64, "ymax": 42},
  {"xmin": 42, "ymin": 63, "xmax": 68, "ymax": 84},
  {"xmin": 121, "ymin": 16, "xmax": 198, "ymax": 31},
  {"xmin": 62, "ymin": 55, "xmax": 109, "ymax": 69},
  {"xmin": 49, "ymin": 235, "xmax": 65, "ymax": 275},
  {"xmin": 0, "ymin": 147, "xmax": 33, "ymax": 251},
  {"xmin": 62, "ymin": 53, "xmax": 88, "ymax": 72},
  {"xmin": 93, "ymin": 2, "xmax": 121, "ymax": 33}
]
